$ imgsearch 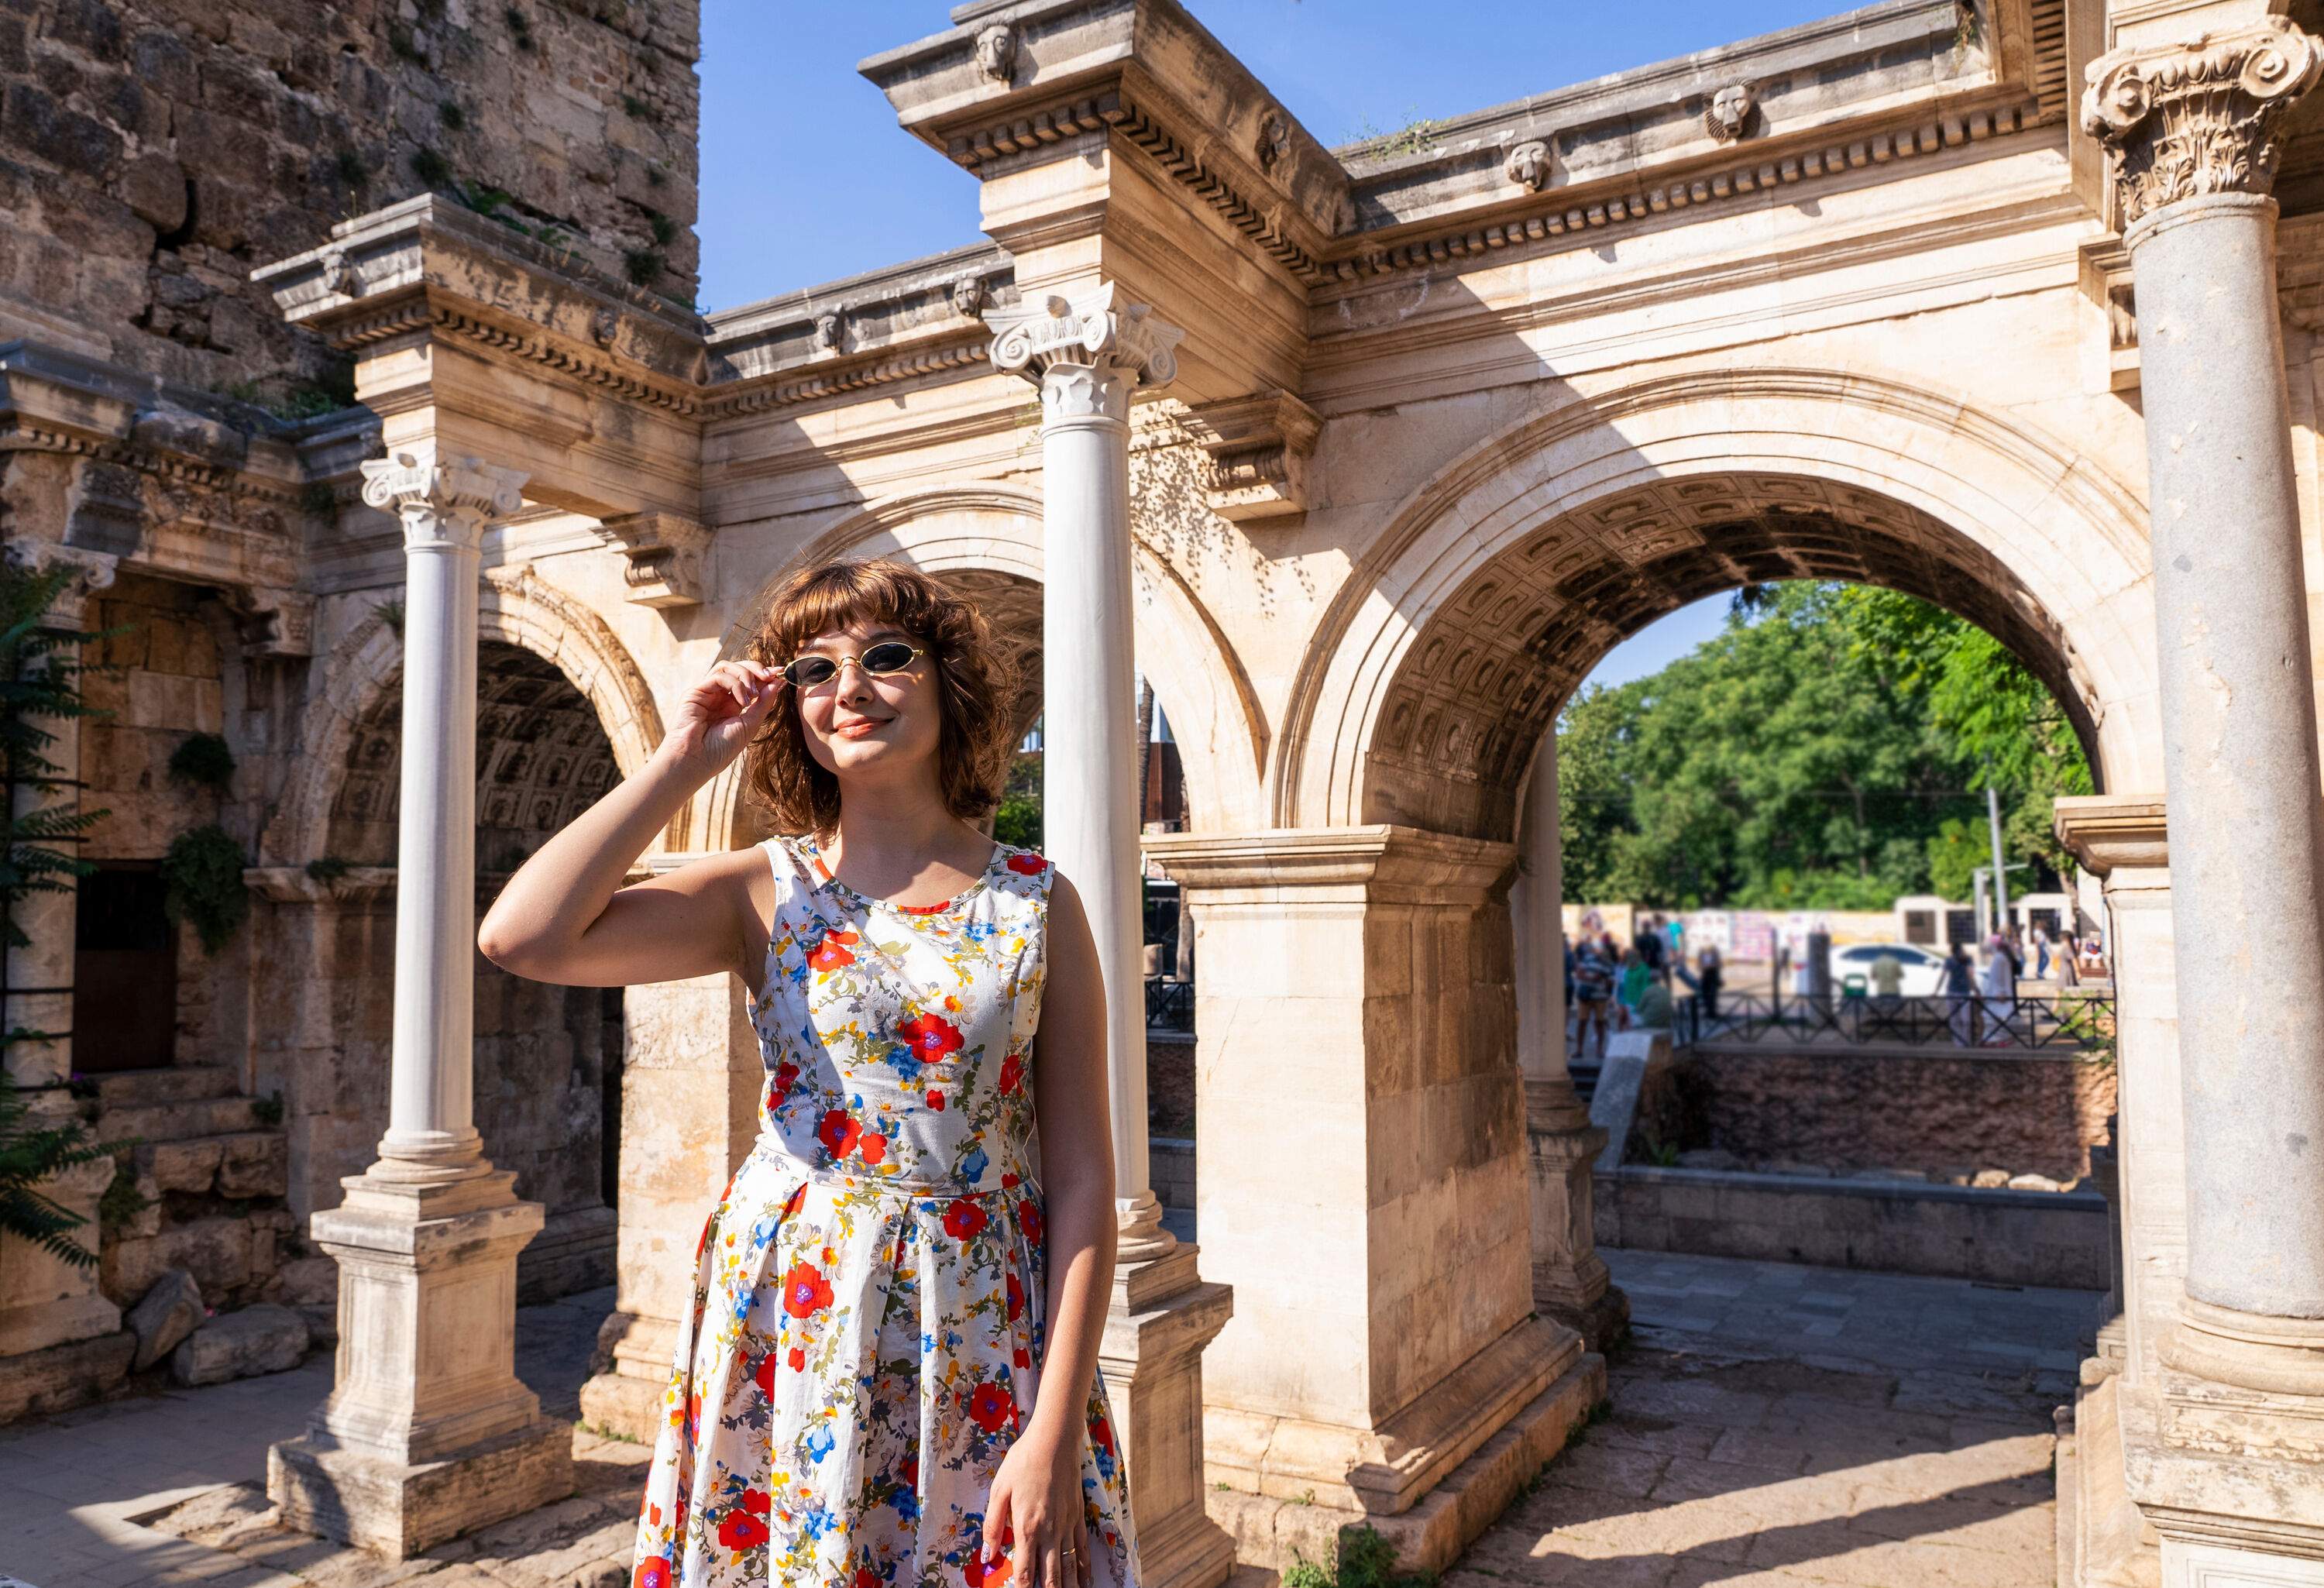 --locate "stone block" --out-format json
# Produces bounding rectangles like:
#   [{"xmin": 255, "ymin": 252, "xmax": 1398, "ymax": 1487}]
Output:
[
  {"xmin": 217, "ymin": 1130, "xmax": 289, "ymax": 1197},
  {"xmin": 170, "ymin": 1302, "xmax": 309, "ymax": 1386},
  {"xmin": 127, "ymin": 1267, "xmax": 204, "ymax": 1371},
  {"xmin": 143, "ymin": 1135, "xmax": 225, "ymax": 1193},
  {"xmin": 276, "ymin": 1253, "xmax": 339, "ymax": 1306},
  {"xmin": 0, "ymin": 1328, "xmax": 133, "ymax": 1424},
  {"xmin": 119, "ymin": 151, "xmax": 187, "ymax": 232},
  {"xmin": 270, "ymin": 1414, "xmax": 576, "ymax": 1559}
]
